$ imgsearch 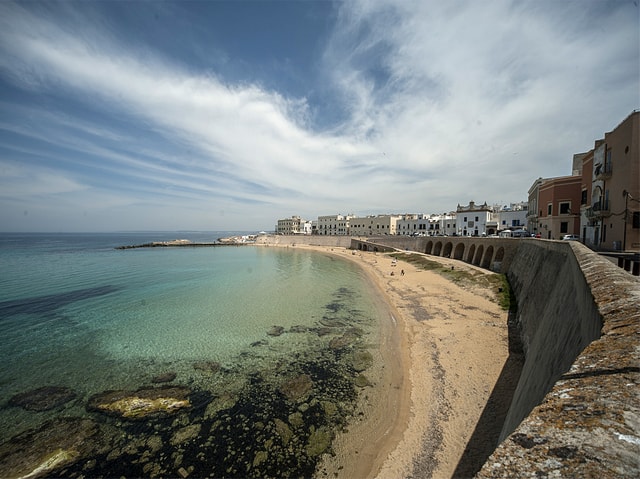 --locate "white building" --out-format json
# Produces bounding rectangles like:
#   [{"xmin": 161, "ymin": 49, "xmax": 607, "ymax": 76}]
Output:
[
  {"xmin": 428, "ymin": 213, "xmax": 457, "ymax": 236},
  {"xmin": 349, "ymin": 214, "xmax": 401, "ymax": 236},
  {"xmin": 276, "ymin": 215, "xmax": 309, "ymax": 235},
  {"xmin": 396, "ymin": 214, "xmax": 429, "ymax": 235},
  {"xmin": 317, "ymin": 214, "xmax": 352, "ymax": 235},
  {"xmin": 456, "ymin": 201, "xmax": 492, "ymax": 236},
  {"xmin": 493, "ymin": 202, "xmax": 528, "ymax": 233}
]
